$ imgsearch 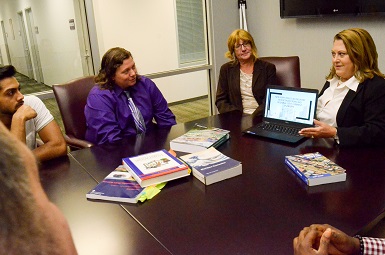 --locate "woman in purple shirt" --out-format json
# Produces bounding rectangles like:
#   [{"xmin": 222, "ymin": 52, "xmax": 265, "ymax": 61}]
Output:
[{"xmin": 85, "ymin": 47, "xmax": 176, "ymax": 145}]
